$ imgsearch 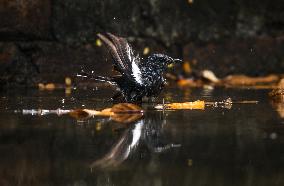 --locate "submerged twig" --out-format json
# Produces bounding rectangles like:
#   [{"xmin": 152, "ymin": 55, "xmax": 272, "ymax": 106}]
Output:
[{"xmin": 19, "ymin": 103, "xmax": 144, "ymax": 124}]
